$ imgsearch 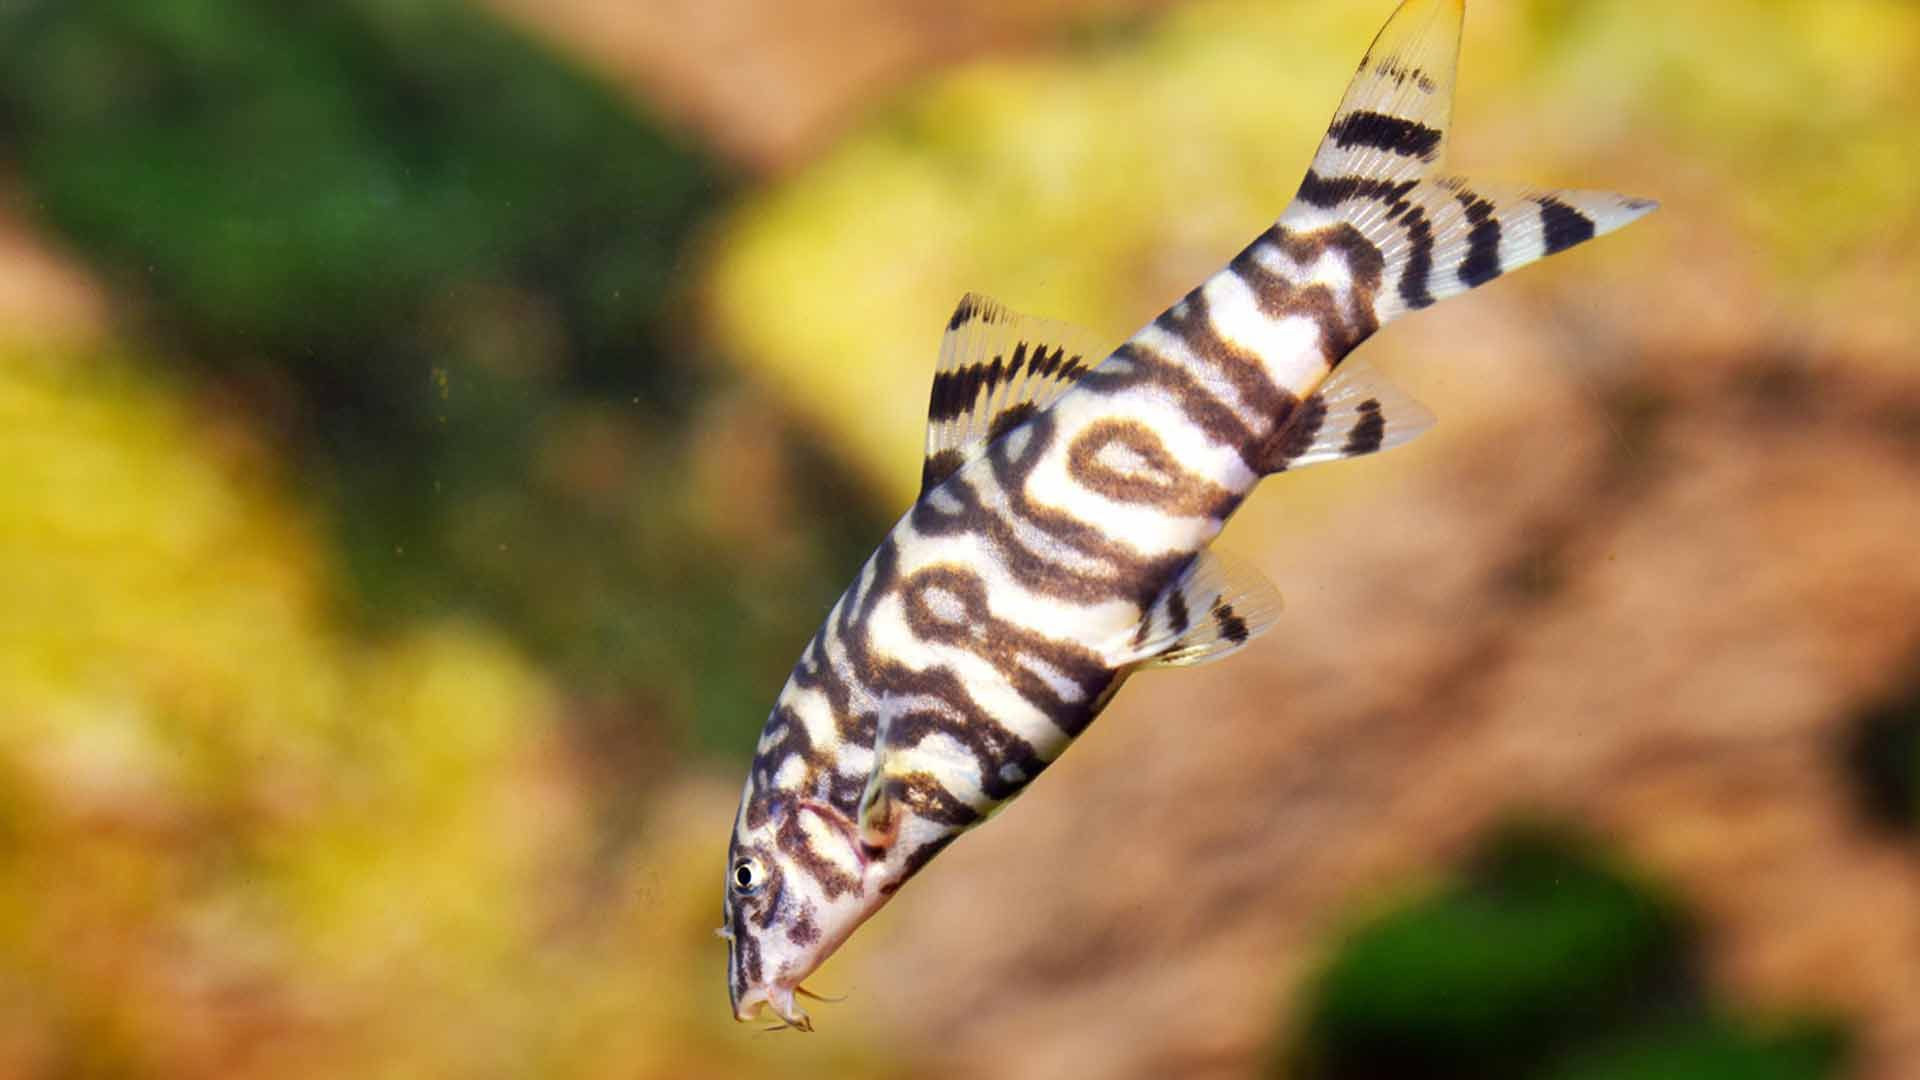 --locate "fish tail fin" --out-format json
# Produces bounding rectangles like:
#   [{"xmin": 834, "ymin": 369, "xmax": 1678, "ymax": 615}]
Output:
[{"xmin": 1279, "ymin": 0, "xmax": 1656, "ymax": 332}]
